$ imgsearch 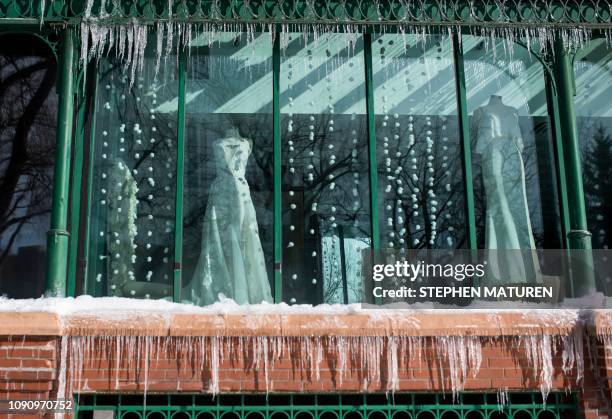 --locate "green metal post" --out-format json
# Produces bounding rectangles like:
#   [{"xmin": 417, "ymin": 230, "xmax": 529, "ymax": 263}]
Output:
[
  {"xmin": 363, "ymin": 32, "xmax": 379, "ymax": 252},
  {"xmin": 273, "ymin": 28, "xmax": 282, "ymax": 303},
  {"xmin": 363, "ymin": 32, "xmax": 381, "ymax": 305},
  {"xmin": 544, "ymin": 72, "xmax": 571, "ymax": 249},
  {"xmin": 45, "ymin": 28, "xmax": 76, "ymax": 296},
  {"xmin": 66, "ymin": 71, "xmax": 87, "ymax": 297},
  {"xmin": 173, "ymin": 50, "xmax": 187, "ymax": 303},
  {"xmin": 452, "ymin": 31, "xmax": 477, "ymax": 250},
  {"xmin": 82, "ymin": 69, "xmax": 99, "ymax": 295},
  {"xmin": 551, "ymin": 36, "xmax": 596, "ymax": 296}
]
